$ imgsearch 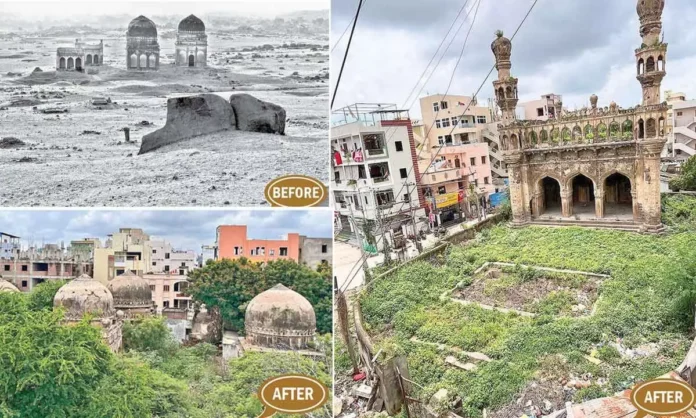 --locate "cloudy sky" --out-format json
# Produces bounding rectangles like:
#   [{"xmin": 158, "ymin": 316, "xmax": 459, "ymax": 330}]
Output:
[
  {"xmin": 0, "ymin": 210, "xmax": 332, "ymax": 254},
  {"xmin": 331, "ymin": 0, "xmax": 696, "ymax": 119}
]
